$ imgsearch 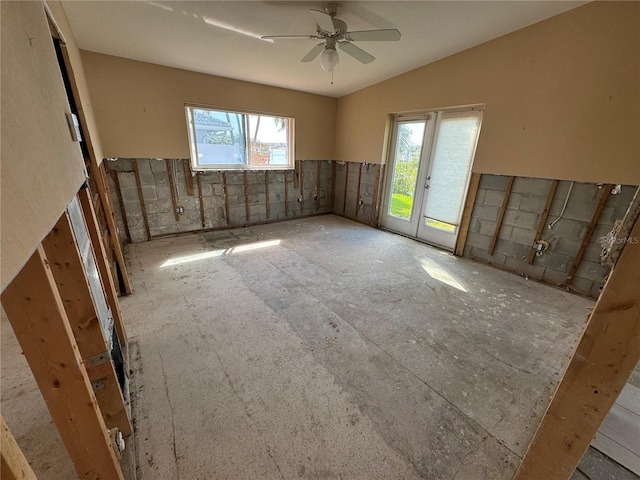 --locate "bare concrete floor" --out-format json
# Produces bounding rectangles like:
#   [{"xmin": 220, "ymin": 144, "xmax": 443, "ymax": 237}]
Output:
[{"xmin": 2, "ymin": 215, "xmax": 614, "ymax": 479}]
